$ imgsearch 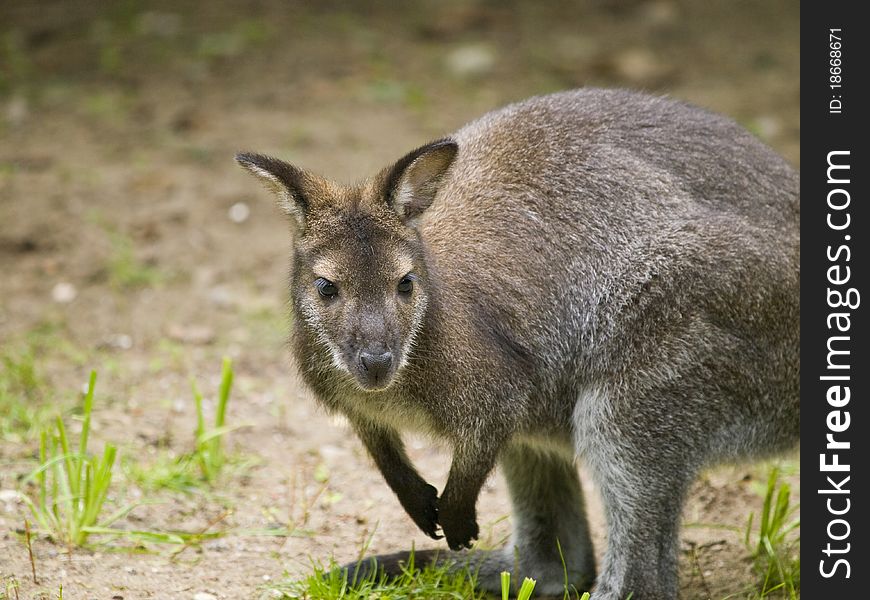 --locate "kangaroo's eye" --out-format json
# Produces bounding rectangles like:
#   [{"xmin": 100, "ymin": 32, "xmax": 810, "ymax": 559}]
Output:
[
  {"xmin": 397, "ymin": 276, "xmax": 414, "ymax": 294},
  {"xmin": 315, "ymin": 278, "xmax": 338, "ymax": 299}
]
